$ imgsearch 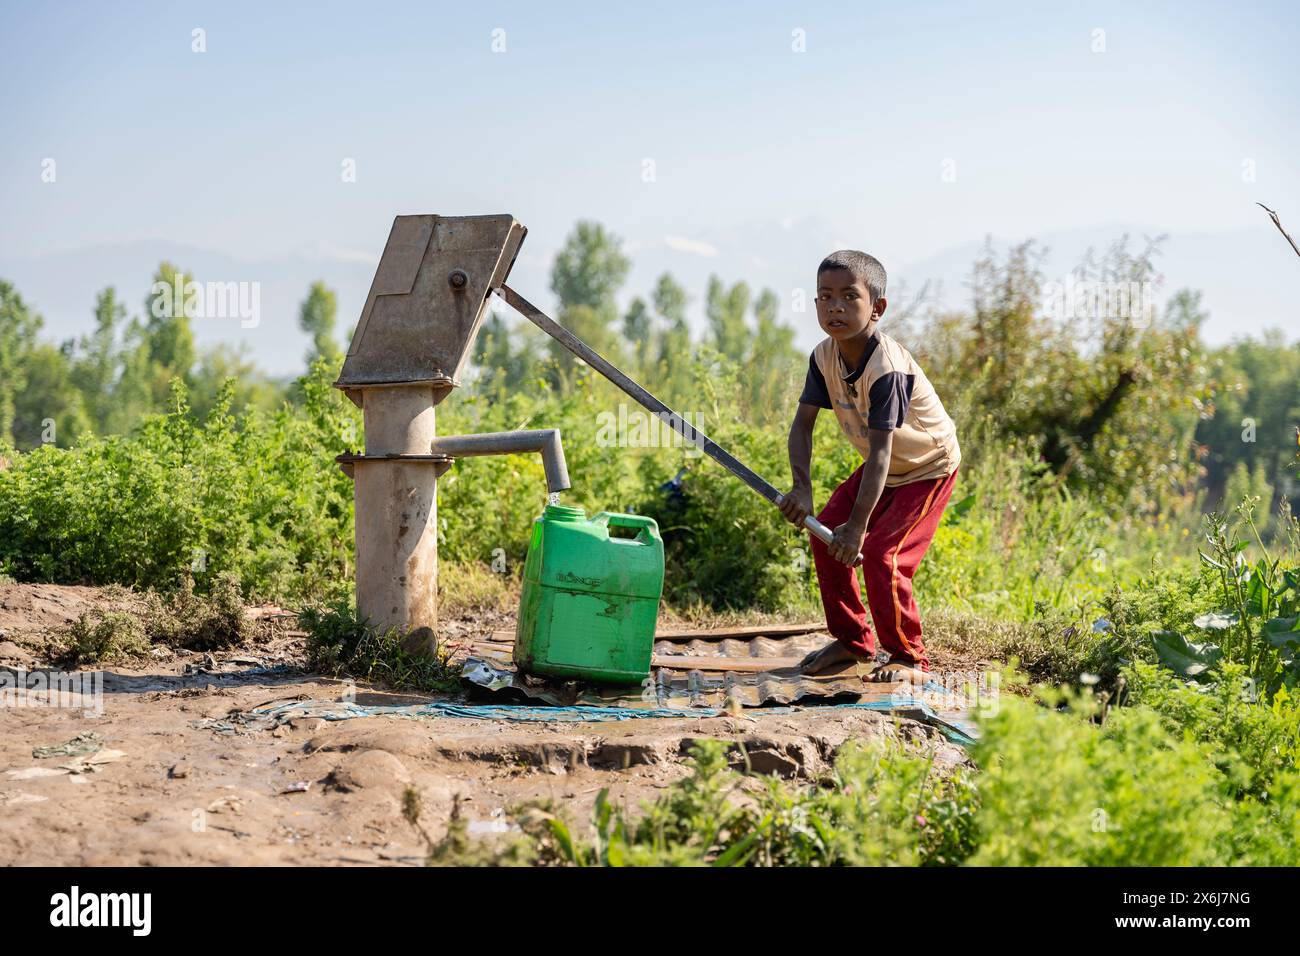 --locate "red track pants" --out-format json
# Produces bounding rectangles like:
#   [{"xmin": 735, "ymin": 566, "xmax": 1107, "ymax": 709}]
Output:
[{"xmin": 810, "ymin": 465, "xmax": 959, "ymax": 671}]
